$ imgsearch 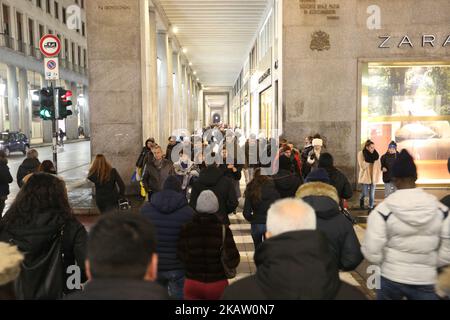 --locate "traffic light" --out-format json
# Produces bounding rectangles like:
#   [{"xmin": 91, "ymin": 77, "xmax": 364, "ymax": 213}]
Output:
[
  {"xmin": 39, "ymin": 87, "xmax": 54, "ymax": 120},
  {"xmin": 57, "ymin": 88, "xmax": 73, "ymax": 119},
  {"xmin": 31, "ymin": 90, "xmax": 41, "ymax": 118}
]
